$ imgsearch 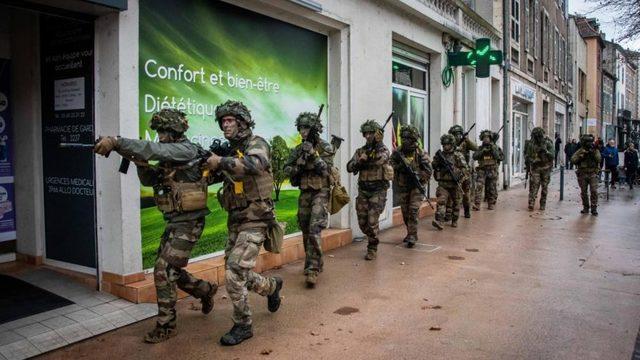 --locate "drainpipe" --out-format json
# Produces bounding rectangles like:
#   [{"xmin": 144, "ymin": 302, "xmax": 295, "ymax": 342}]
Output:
[{"xmin": 502, "ymin": 0, "xmax": 511, "ymax": 189}]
